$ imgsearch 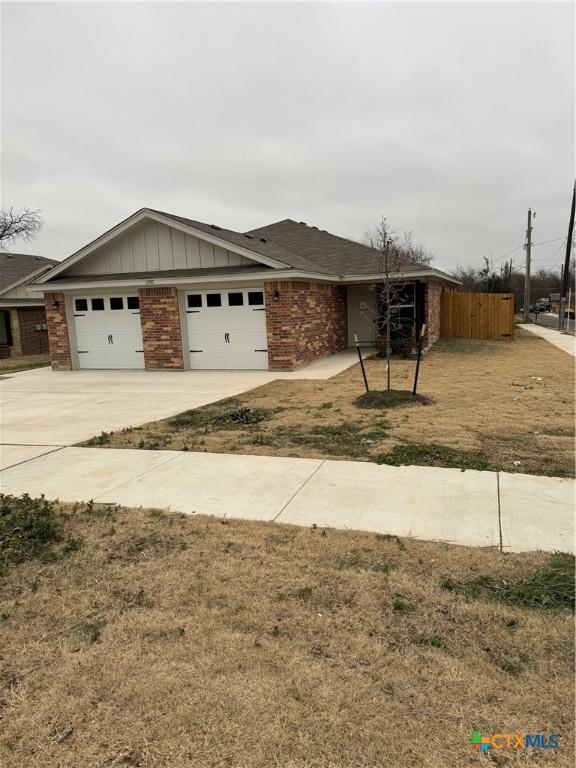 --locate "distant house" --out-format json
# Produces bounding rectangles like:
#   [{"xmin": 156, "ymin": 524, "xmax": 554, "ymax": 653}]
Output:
[
  {"xmin": 549, "ymin": 292, "xmax": 561, "ymax": 313},
  {"xmin": 0, "ymin": 253, "xmax": 58, "ymax": 358}
]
